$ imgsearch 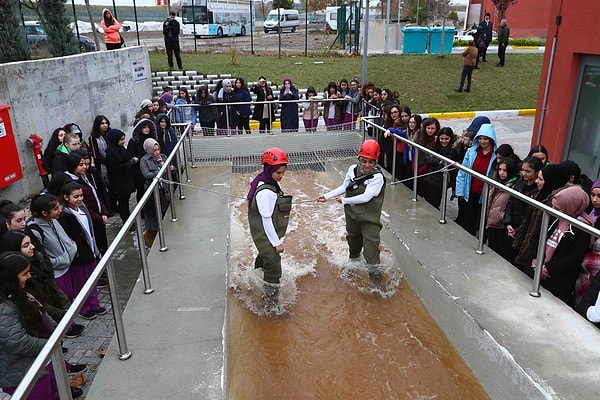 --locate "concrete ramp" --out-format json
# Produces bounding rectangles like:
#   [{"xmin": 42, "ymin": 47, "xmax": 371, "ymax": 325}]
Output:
[{"xmin": 86, "ymin": 165, "xmax": 231, "ymax": 400}]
